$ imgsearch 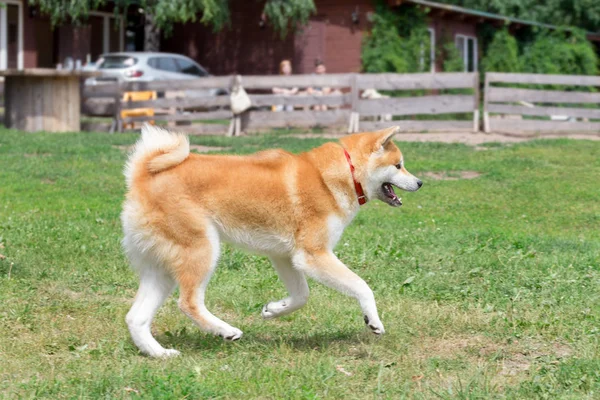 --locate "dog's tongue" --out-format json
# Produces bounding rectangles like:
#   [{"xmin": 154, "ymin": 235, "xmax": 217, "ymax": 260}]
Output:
[
  {"xmin": 383, "ymin": 183, "xmax": 402, "ymax": 206},
  {"xmin": 383, "ymin": 183, "xmax": 396, "ymax": 198}
]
